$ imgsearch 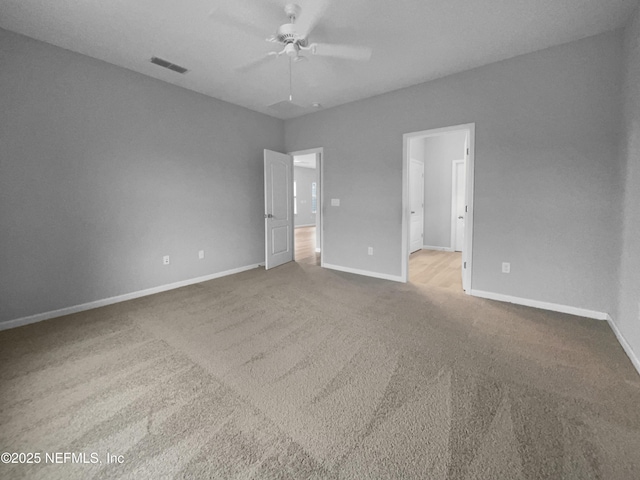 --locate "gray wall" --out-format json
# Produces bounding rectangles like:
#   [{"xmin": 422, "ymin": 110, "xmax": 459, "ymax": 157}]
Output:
[
  {"xmin": 294, "ymin": 166, "xmax": 317, "ymax": 227},
  {"xmin": 423, "ymin": 131, "xmax": 467, "ymax": 248},
  {"xmin": 617, "ymin": 5, "xmax": 640, "ymax": 362},
  {"xmin": 285, "ymin": 30, "xmax": 624, "ymax": 315},
  {"xmin": 0, "ymin": 29, "xmax": 284, "ymax": 324}
]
